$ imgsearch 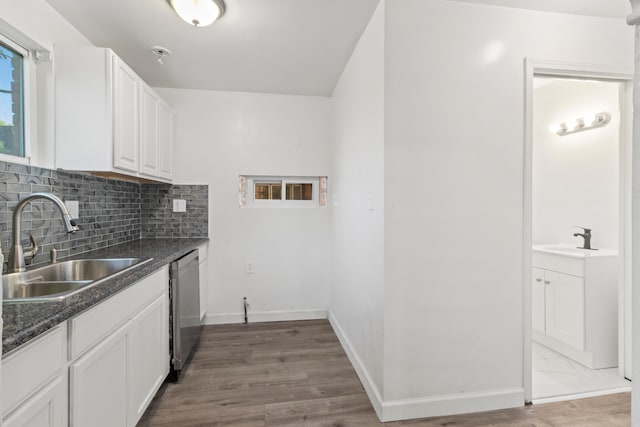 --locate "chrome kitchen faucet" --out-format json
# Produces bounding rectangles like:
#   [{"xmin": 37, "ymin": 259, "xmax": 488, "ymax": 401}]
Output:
[{"xmin": 7, "ymin": 193, "xmax": 79, "ymax": 273}]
